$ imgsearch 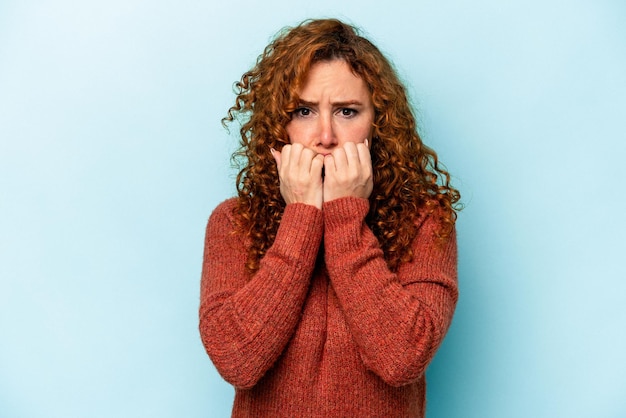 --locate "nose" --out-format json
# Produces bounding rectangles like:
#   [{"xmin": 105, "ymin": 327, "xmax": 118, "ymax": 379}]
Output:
[{"xmin": 317, "ymin": 113, "xmax": 337, "ymax": 148}]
